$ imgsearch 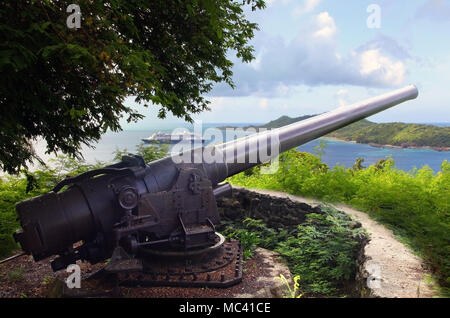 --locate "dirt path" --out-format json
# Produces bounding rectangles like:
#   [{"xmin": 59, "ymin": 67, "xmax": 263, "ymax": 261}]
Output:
[{"xmin": 242, "ymin": 188, "xmax": 438, "ymax": 298}]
